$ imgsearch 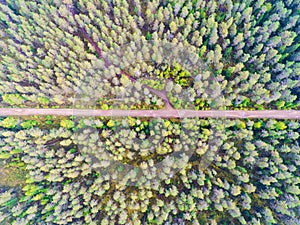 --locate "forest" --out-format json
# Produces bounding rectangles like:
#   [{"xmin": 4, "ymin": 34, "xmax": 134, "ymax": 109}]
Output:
[{"xmin": 0, "ymin": 0, "xmax": 299, "ymax": 224}]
